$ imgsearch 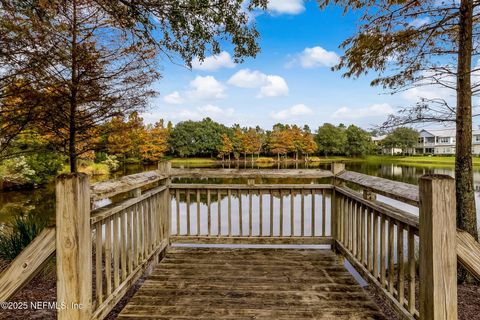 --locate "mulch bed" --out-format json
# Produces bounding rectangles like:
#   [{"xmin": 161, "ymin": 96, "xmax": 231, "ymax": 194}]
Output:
[{"xmin": 364, "ymin": 282, "xmax": 480, "ymax": 320}]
